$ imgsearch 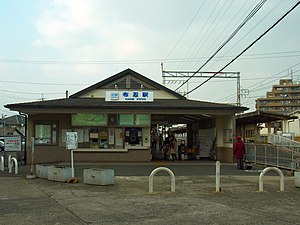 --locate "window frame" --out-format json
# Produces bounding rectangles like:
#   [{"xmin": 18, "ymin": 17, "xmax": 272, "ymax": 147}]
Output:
[{"xmin": 33, "ymin": 121, "xmax": 58, "ymax": 146}]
